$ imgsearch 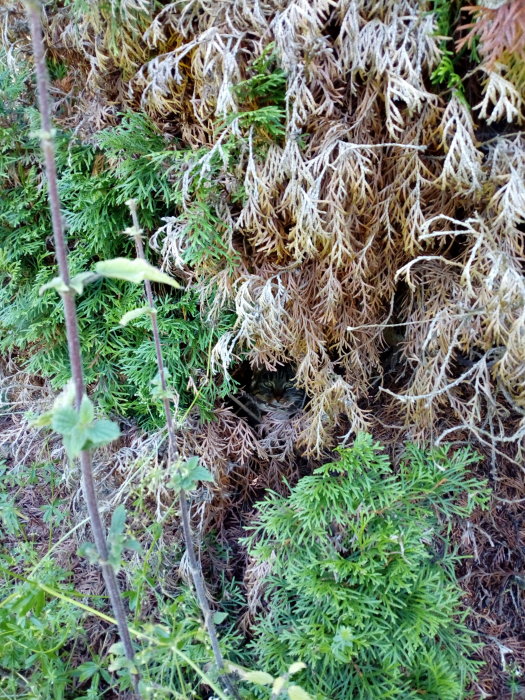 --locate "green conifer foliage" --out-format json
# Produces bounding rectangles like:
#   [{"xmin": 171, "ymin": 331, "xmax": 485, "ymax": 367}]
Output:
[
  {"xmin": 0, "ymin": 65, "xmax": 236, "ymax": 426},
  {"xmin": 245, "ymin": 434, "xmax": 489, "ymax": 699}
]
